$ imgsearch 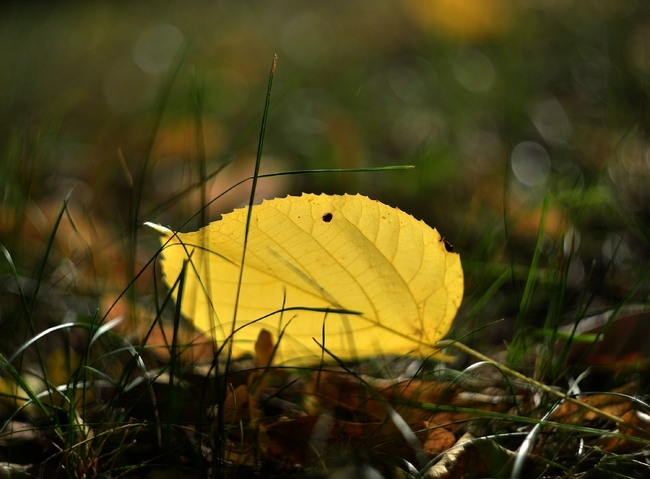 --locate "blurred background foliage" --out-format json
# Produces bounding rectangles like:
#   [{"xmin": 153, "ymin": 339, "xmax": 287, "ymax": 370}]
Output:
[{"xmin": 1, "ymin": 0, "xmax": 649, "ymax": 354}]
